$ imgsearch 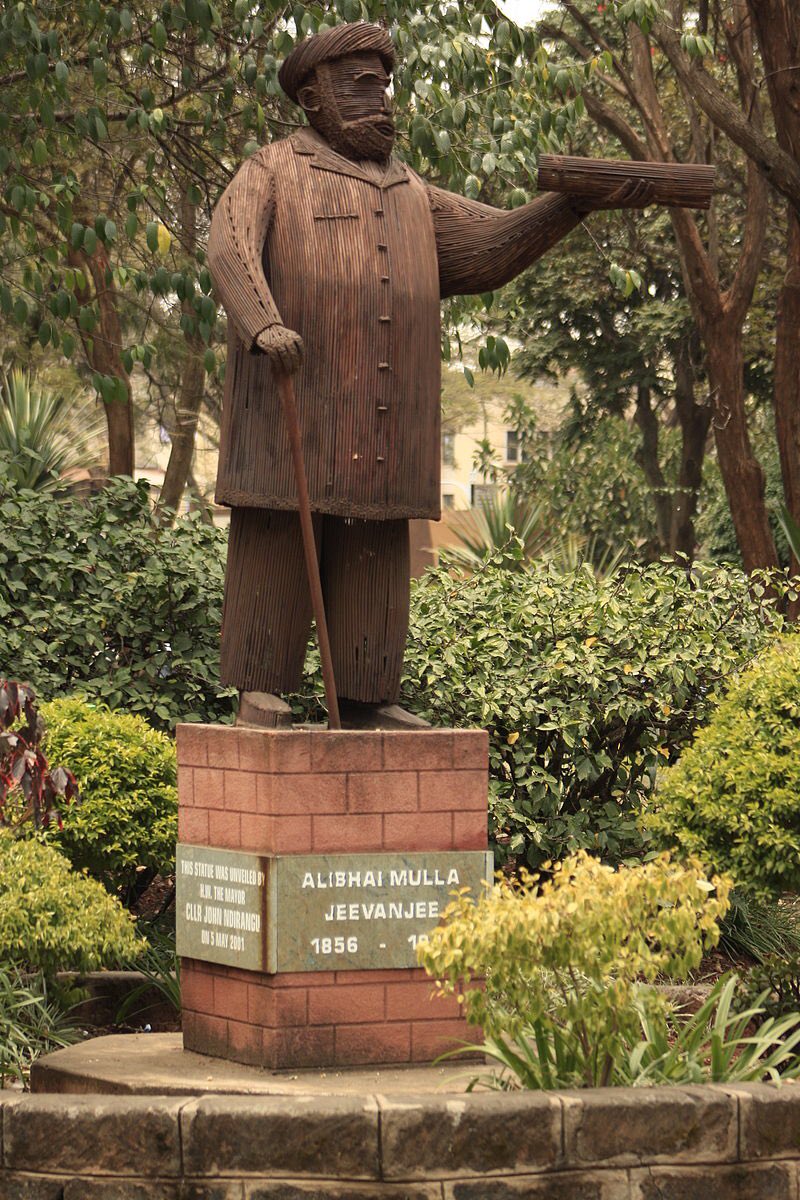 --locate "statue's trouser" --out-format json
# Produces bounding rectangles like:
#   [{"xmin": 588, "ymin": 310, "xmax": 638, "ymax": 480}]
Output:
[{"xmin": 220, "ymin": 507, "xmax": 410, "ymax": 704}]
